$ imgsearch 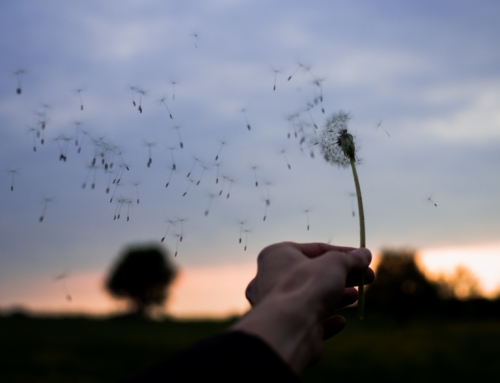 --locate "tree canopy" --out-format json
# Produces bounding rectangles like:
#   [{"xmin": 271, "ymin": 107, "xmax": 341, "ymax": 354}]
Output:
[{"xmin": 105, "ymin": 243, "xmax": 177, "ymax": 317}]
